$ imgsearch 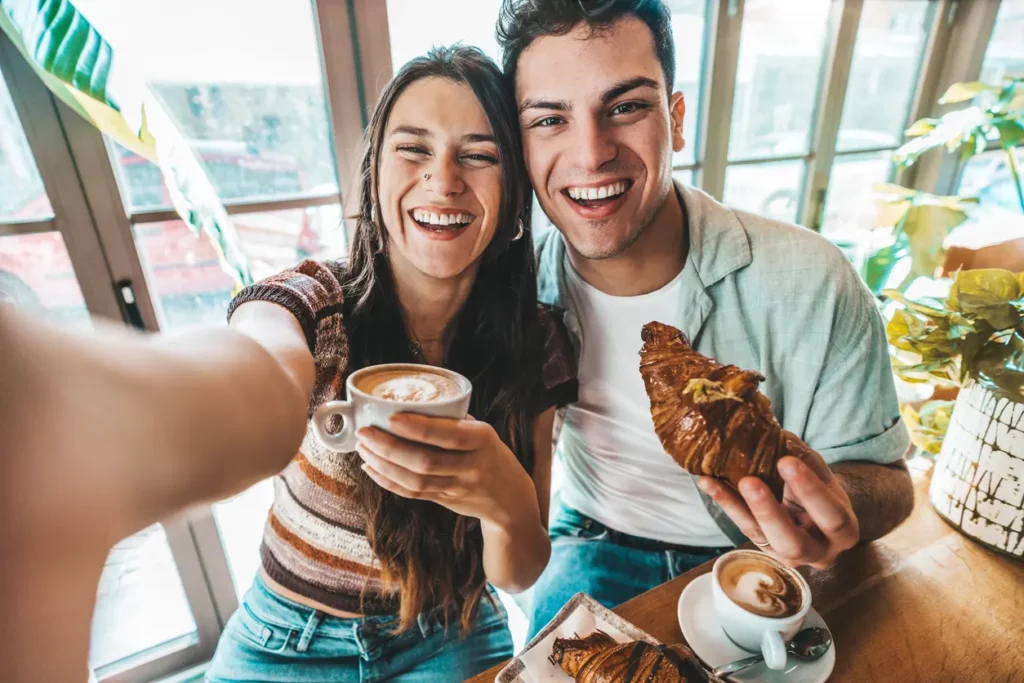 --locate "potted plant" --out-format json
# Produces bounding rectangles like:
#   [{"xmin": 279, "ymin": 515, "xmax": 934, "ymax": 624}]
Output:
[{"xmin": 886, "ymin": 268, "xmax": 1024, "ymax": 558}]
